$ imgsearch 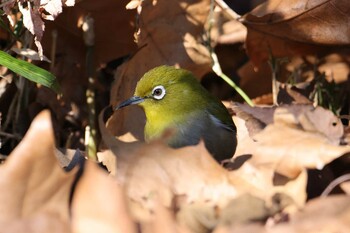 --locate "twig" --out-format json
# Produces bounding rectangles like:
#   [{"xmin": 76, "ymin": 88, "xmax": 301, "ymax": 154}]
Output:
[
  {"xmin": 211, "ymin": 52, "xmax": 254, "ymax": 106},
  {"xmin": 214, "ymin": 0, "xmax": 241, "ymax": 20},
  {"xmin": 268, "ymin": 54, "xmax": 278, "ymax": 106},
  {"xmin": 208, "ymin": 0, "xmax": 254, "ymax": 107},
  {"xmin": 50, "ymin": 29, "xmax": 57, "ymax": 71},
  {"xmin": 82, "ymin": 15, "xmax": 97, "ymax": 161},
  {"xmin": 0, "ymin": 131, "xmax": 22, "ymax": 140}
]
